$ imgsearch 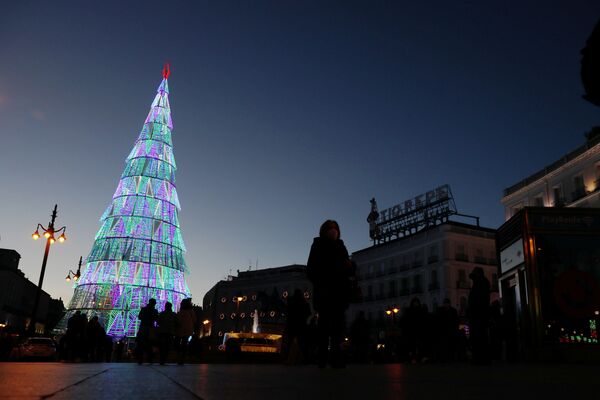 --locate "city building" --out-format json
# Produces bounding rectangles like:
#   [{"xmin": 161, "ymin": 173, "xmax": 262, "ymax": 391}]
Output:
[
  {"xmin": 0, "ymin": 248, "xmax": 52, "ymax": 334},
  {"xmin": 202, "ymin": 265, "xmax": 312, "ymax": 346},
  {"xmin": 501, "ymin": 132, "xmax": 600, "ymax": 220},
  {"xmin": 350, "ymin": 221, "xmax": 498, "ymax": 325},
  {"xmin": 350, "ymin": 186, "xmax": 499, "ymax": 332}
]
